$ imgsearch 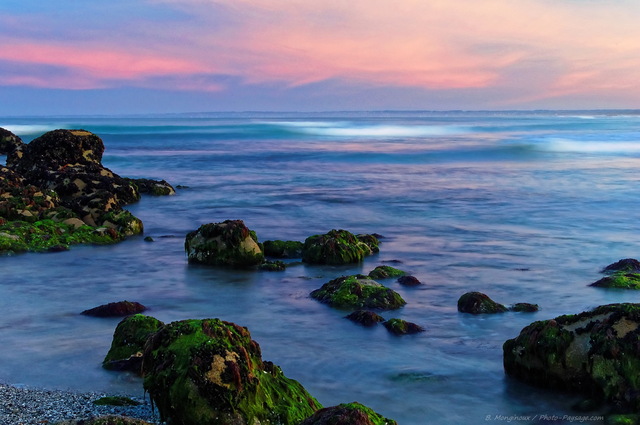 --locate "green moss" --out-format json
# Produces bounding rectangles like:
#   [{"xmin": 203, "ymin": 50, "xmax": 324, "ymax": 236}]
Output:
[
  {"xmin": 310, "ymin": 275, "xmax": 406, "ymax": 310},
  {"xmin": 300, "ymin": 402, "xmax": 398, "ymax": 425},
  {"xmin": 103, "ymin": 314, "xmax": 164, "ymax": 369},
  {"xmin": 302, "ymin": 230, "xmax": 377, "ymax": 265},
  {"xmin": 263, "ymin": 240, "xmax": 304, "ymax": 258},
  {"xmin": 340, "ymin": 402, "xmax": 398, "ymax": 425},
  {"xmin": 591, "ymin": 273, "xmax": 640, "ymax": 289},
  {"xmin": 368, "ymin": 265, "xmax": 405, "ymax": 279},
  {"xmin": 457, "ymin": 292, "xmax": 508, "ymax": 314},
  {"xmin": 259, "ymin": 260, "xmax": 286, "ymax": 271},
  {"xmin": 383, "ymin": 318, "xmax": 424, "ymax": 335},
  {"xmin": 606, "ymin": 414, "xmax": 640, "ymax": 425},
  {"xmin": 93, "ymin": 396, "xmax": 141, "ymax": 406}
]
